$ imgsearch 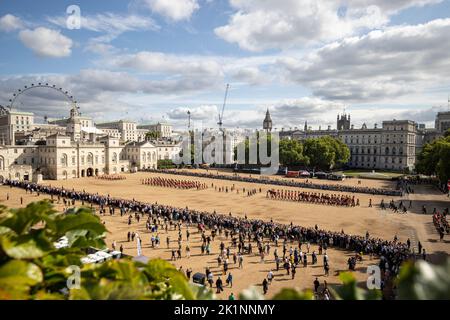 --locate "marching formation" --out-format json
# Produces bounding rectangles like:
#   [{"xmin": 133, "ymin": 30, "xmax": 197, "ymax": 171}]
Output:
[
  {"xmin": 144, "ymin": 169, "xmax": 404, "ymax": 196},
  {"xmin": 433, "ymin": 209, "xmax": 449, "ymax": 241},
  {"xmin": 267, "ymin": 189, "xmax": 359, "ymax": 207},
  {"xmin": 95, "ymin": 174, "xmax": 126, "ymax": 181},
  {"xmin": 141, "ymin": 177, "xmax": 208, "ymax": 190}
]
